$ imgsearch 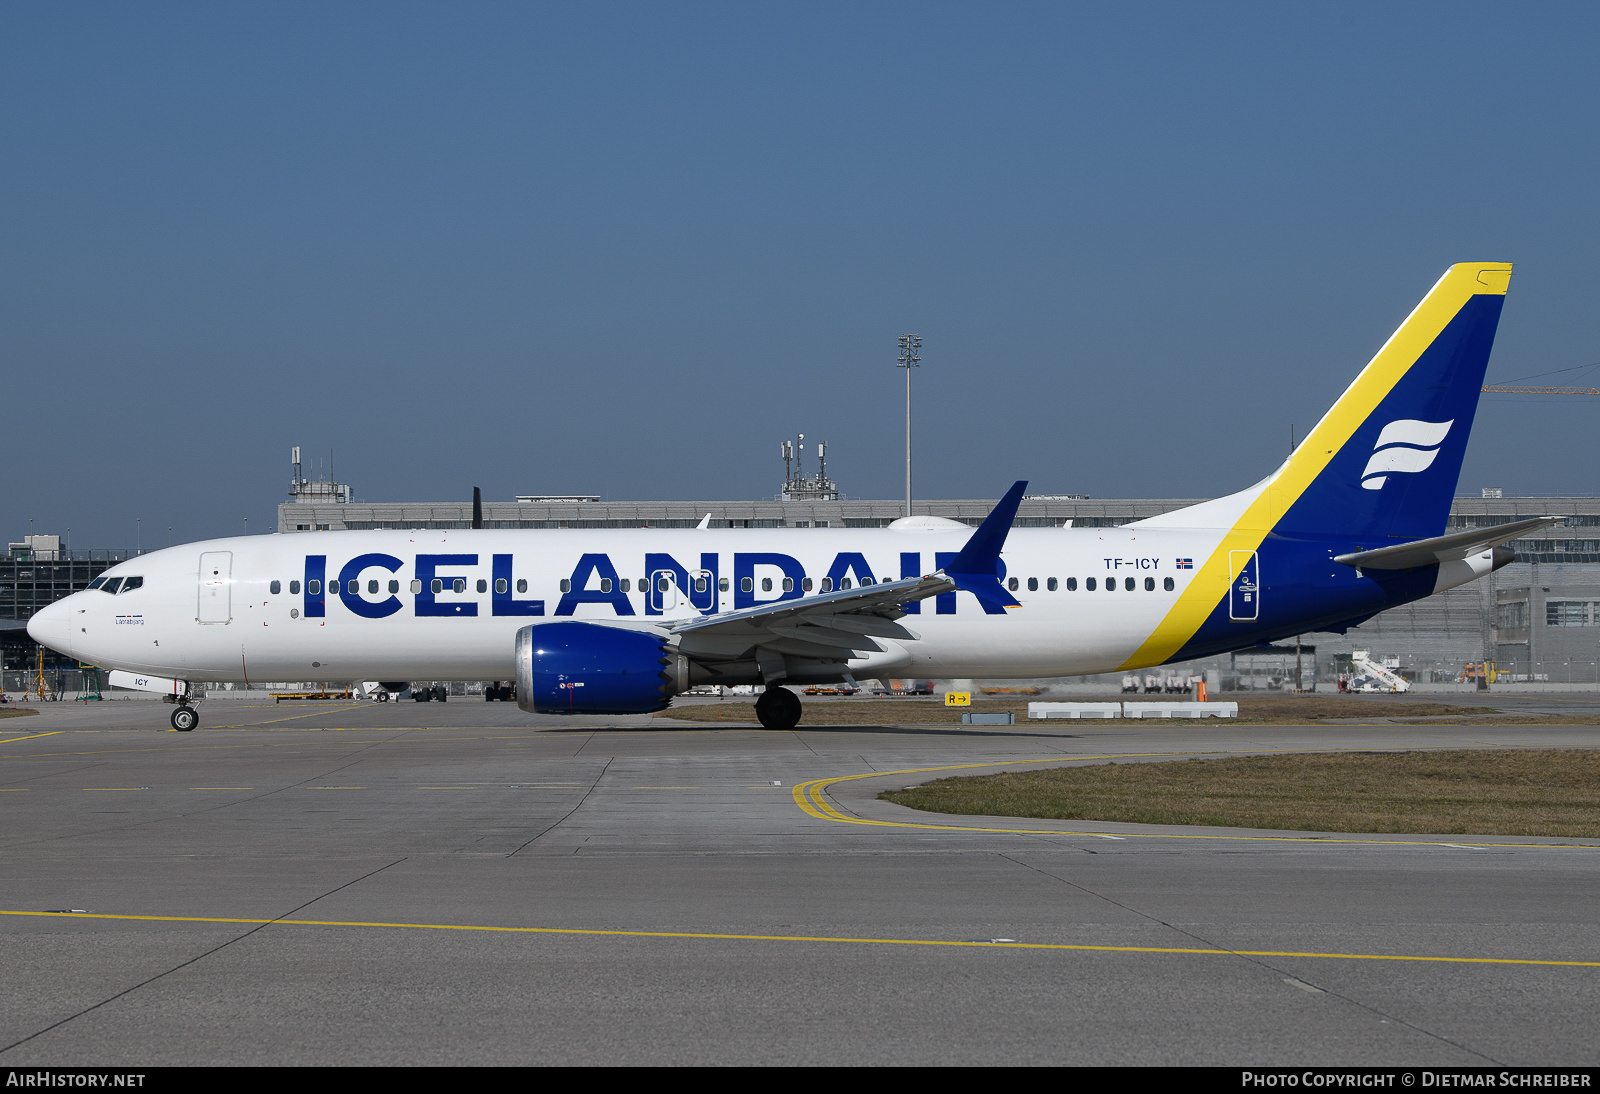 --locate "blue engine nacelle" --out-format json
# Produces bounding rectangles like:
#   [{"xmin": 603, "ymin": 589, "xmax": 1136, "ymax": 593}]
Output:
[{"xmin": 514, "ymin": 621, "xmax": 681, "ymax": 715}]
